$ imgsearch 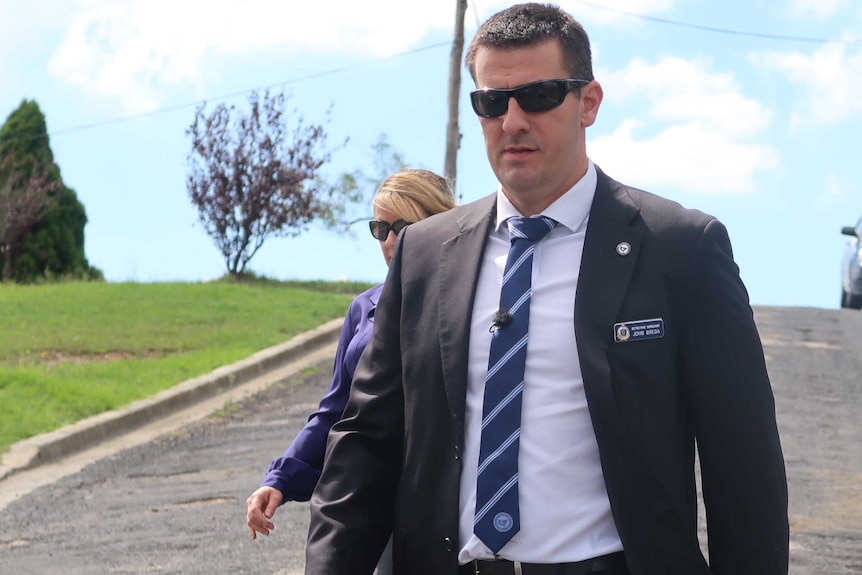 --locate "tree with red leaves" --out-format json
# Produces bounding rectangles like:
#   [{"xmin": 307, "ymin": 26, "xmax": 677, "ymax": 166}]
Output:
[{"xmin": 186, "ymin": 90, "xmax": 354, "ymax": 277}]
